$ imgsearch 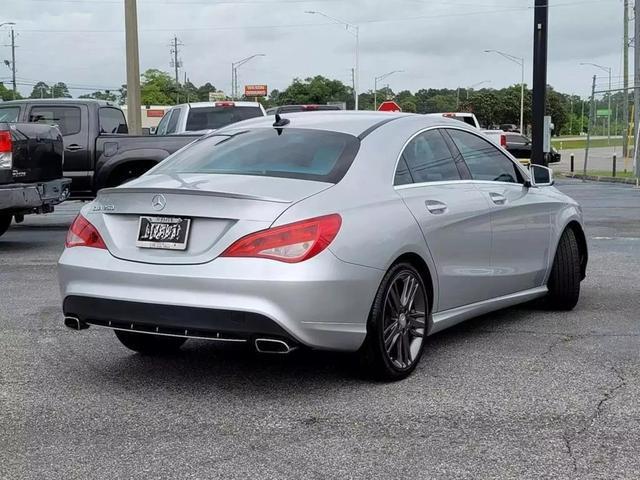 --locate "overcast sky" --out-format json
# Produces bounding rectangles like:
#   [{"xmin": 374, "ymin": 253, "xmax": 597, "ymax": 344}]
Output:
[{"xmin": 1, "ymin": 0, "xmax": 624, "ymax": 100}]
